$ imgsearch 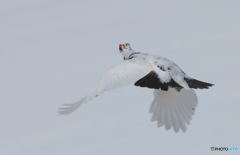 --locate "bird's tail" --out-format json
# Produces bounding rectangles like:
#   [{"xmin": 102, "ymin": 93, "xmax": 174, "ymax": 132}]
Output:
[
  {"xmin": 184, "ymin": 78, "xmax": 214, "ymax": 89},
  {"xmin": 58, "ymin": 94, "xmax": 97, "ymax": 115}
]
